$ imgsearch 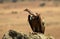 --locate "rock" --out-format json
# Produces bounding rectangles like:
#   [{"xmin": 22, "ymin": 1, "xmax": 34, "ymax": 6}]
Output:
[{"xmin": 2, "ymin": 30, "xmax": 55, "ymax": 39}]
